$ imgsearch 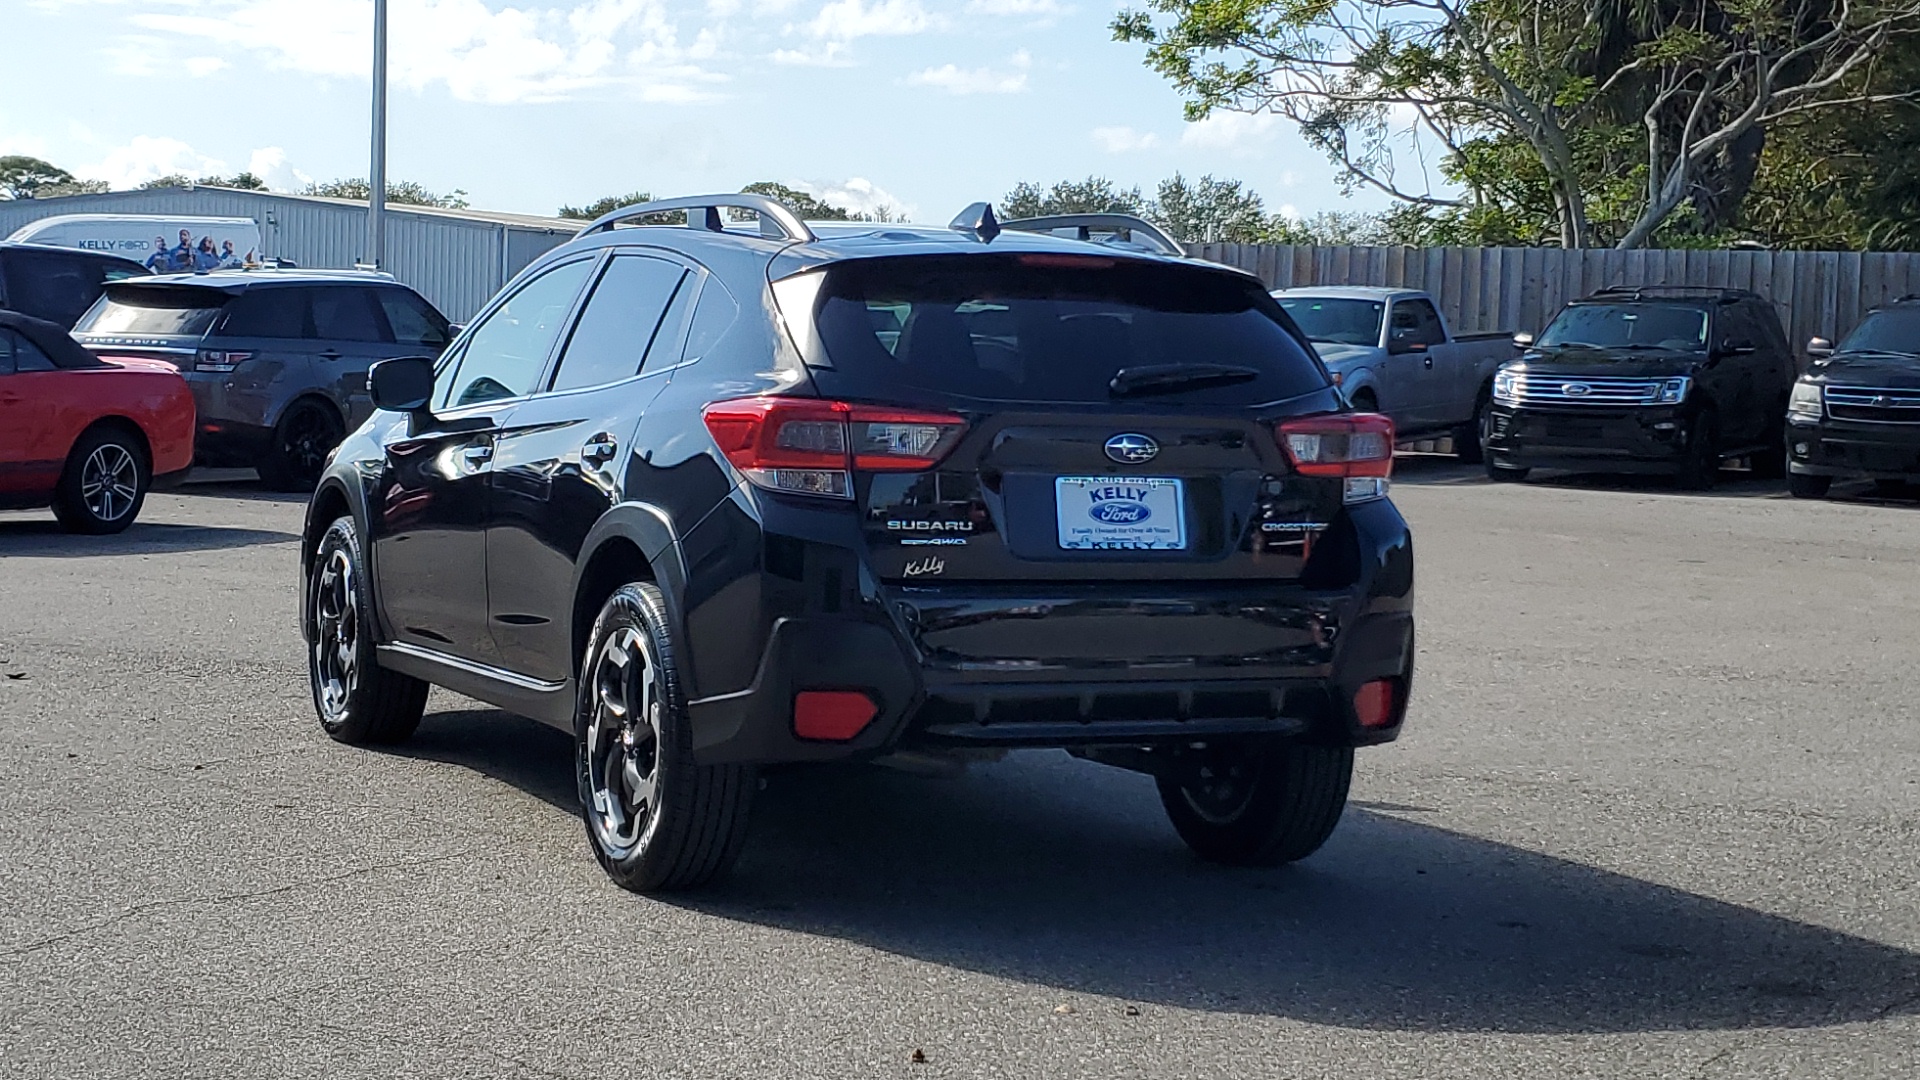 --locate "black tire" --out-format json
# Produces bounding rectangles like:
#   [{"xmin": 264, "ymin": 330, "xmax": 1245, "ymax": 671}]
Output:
[
  {"xmin": 1674, "ymin": 410, "xmax": 1721, "ymax": 491},
  {"xmin": 1749, "ymin": 422, "xmax": 1788, "ymax": 479},
  {"xmin": 1158, "ymin": 742, "xmax": 1354, "ymax": 867},
  {"xmin": 1787, "ymin": 472, "xmax": 1832, "ymax": 499},
  {"xmin": 1485, "ymin": 459, "xmax": 1530, "ymax": 483},
  {"xmin": 577, "ymin": 582, "xmax": 754, "ymax": 893},
  {"xmin": 1455, "ymin": 389, "xmax": 1491, "ymax": 464},
  {"xmin": 1349, "ymin": 389, "xmax": 1379, "ymax": 413},
  {"xmin": 307, "ymin": 516, "xmax": 429, "ymax": 745},
  {"xmin": 52, "ymin": 425, "xmax": 149, "ymax": 534},
  {"xmin": 259, "ymin": 400, "xmax": 345, "ymax": 491}
]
